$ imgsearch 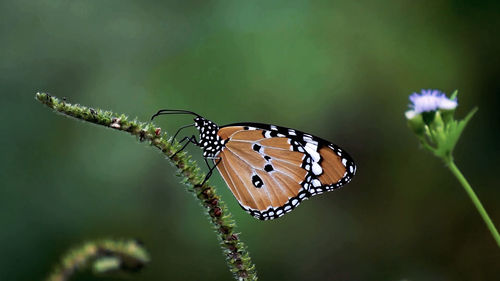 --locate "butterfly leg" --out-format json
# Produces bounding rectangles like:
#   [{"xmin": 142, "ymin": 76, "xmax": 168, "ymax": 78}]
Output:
[
  {"xmin": 170, "ymin": 124, "xmax": 195, "ymax": 145},
  {"xmin": 170, "ymin": 135, "xmax": 198, "ymax": 159},
  {"xmin": 197, "ymin": 158, "xmax": 221, "ymax": 187}
]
